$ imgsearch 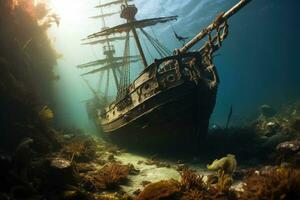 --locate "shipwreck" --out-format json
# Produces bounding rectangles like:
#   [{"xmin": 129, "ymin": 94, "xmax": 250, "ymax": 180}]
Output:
[{"xmin": 78, "ymin": 0, "xmax": 252, "ymax": 149}]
